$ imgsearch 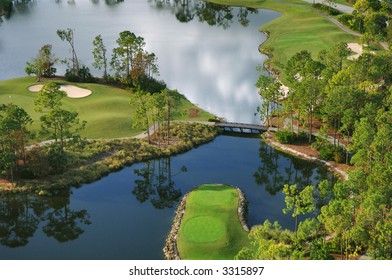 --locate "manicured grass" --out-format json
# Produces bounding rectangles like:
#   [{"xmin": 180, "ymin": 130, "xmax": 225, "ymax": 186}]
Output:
[
  {"xmin": 0, "ymin": 77, "xmax": 215, "ymax": 139},
  {"xmin": 177, "ymin": 184, "xmax": 249, "ymax": 260},
  {"xmin": 209, "ymin": 0, "xmax": 357, "ymax": 81}
]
